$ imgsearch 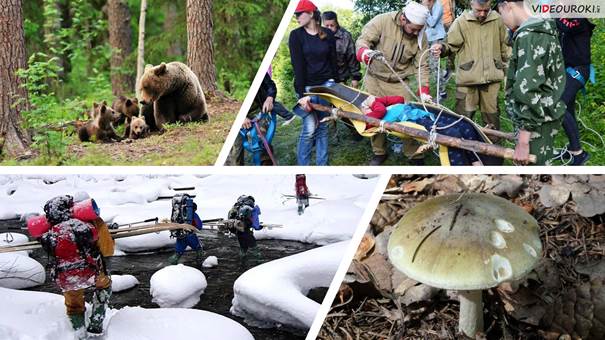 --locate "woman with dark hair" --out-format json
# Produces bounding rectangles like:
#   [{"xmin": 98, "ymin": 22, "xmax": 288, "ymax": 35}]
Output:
[{"xmin": 289, "ymin": 0, "xmax": 337, "ymax": 165}]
